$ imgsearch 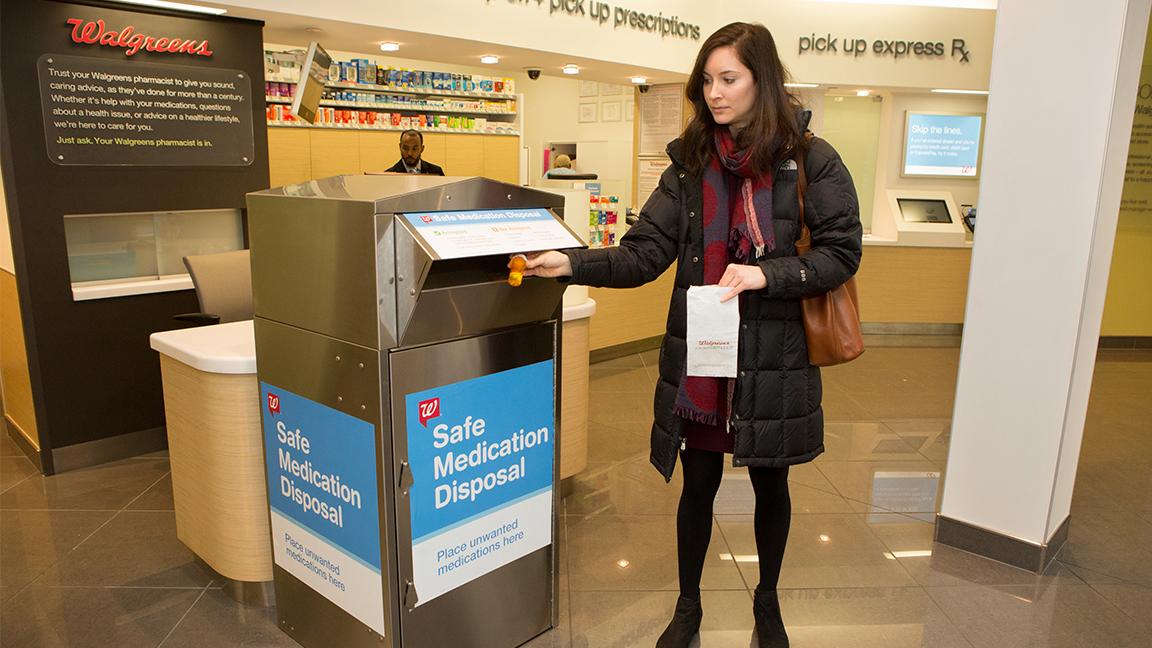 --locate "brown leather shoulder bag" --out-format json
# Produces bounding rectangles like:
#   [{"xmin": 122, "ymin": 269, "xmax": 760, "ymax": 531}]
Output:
[{"xmin": 794, "ymin": 143, "xmax": 865, "ymax": 366}]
